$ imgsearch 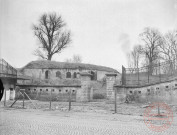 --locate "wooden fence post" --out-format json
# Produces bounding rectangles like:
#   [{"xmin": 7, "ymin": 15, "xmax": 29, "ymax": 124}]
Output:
[
  {"xmin": 68, "ymin": 90, "xmax": 71, "ymax": 111},
  {"xmin": 148, "ymin": 65, "xmax": 149, "ymax": 84},
  {"xmin": 137, "ymin": 68, "xmax": 140, "ymax": 86},
  {"xmin": 4, "ymin": 89, "xmax": 6, "ymax": 107},
  {"xmin": 22, "ymin": 91, "xmax": 25, "ymax": 108},
  {"xmin": 159, "ymin": 62, "xmax": 161, "ymax": 82},
  {"xmin": 114, "ymin": 88, "xmax": 117, "ymax": 113},
  {"xmin": 49, "ymin": 90, "xmax": 52, "ymax": 109}
]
